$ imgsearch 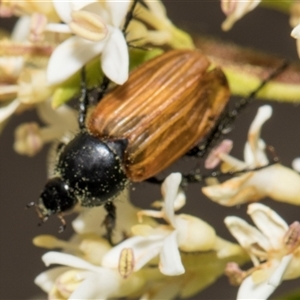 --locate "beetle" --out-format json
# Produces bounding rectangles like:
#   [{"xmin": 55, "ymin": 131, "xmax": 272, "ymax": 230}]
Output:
[{"xmin": 32, "ymin": 49, "xmax": 230, "ymax": 241}]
